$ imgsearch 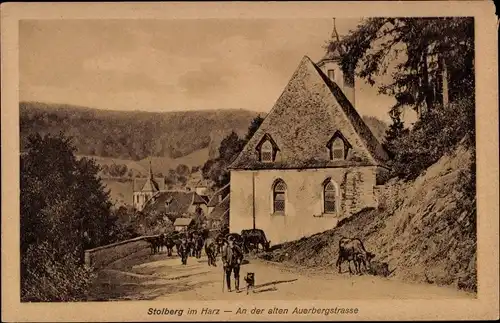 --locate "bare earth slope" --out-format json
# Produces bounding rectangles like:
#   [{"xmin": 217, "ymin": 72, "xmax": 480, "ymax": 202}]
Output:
[{"xmin": 260, "ymin": 142, "xmax": 476, "ymax": 293}]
